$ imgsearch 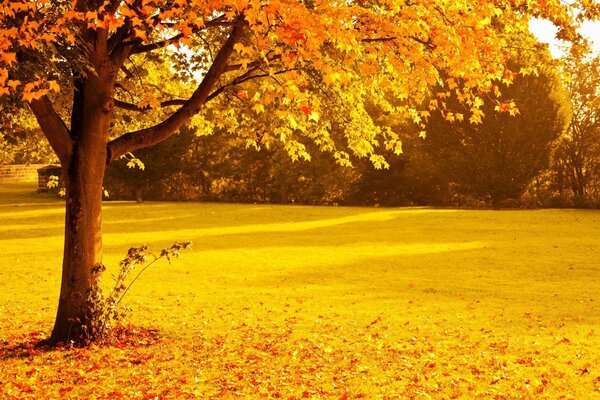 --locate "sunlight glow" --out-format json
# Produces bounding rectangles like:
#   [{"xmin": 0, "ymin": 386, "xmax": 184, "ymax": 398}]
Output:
[{"xmin": 530, "ymin": 18, "xmax": 600, "ymax": 58}]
